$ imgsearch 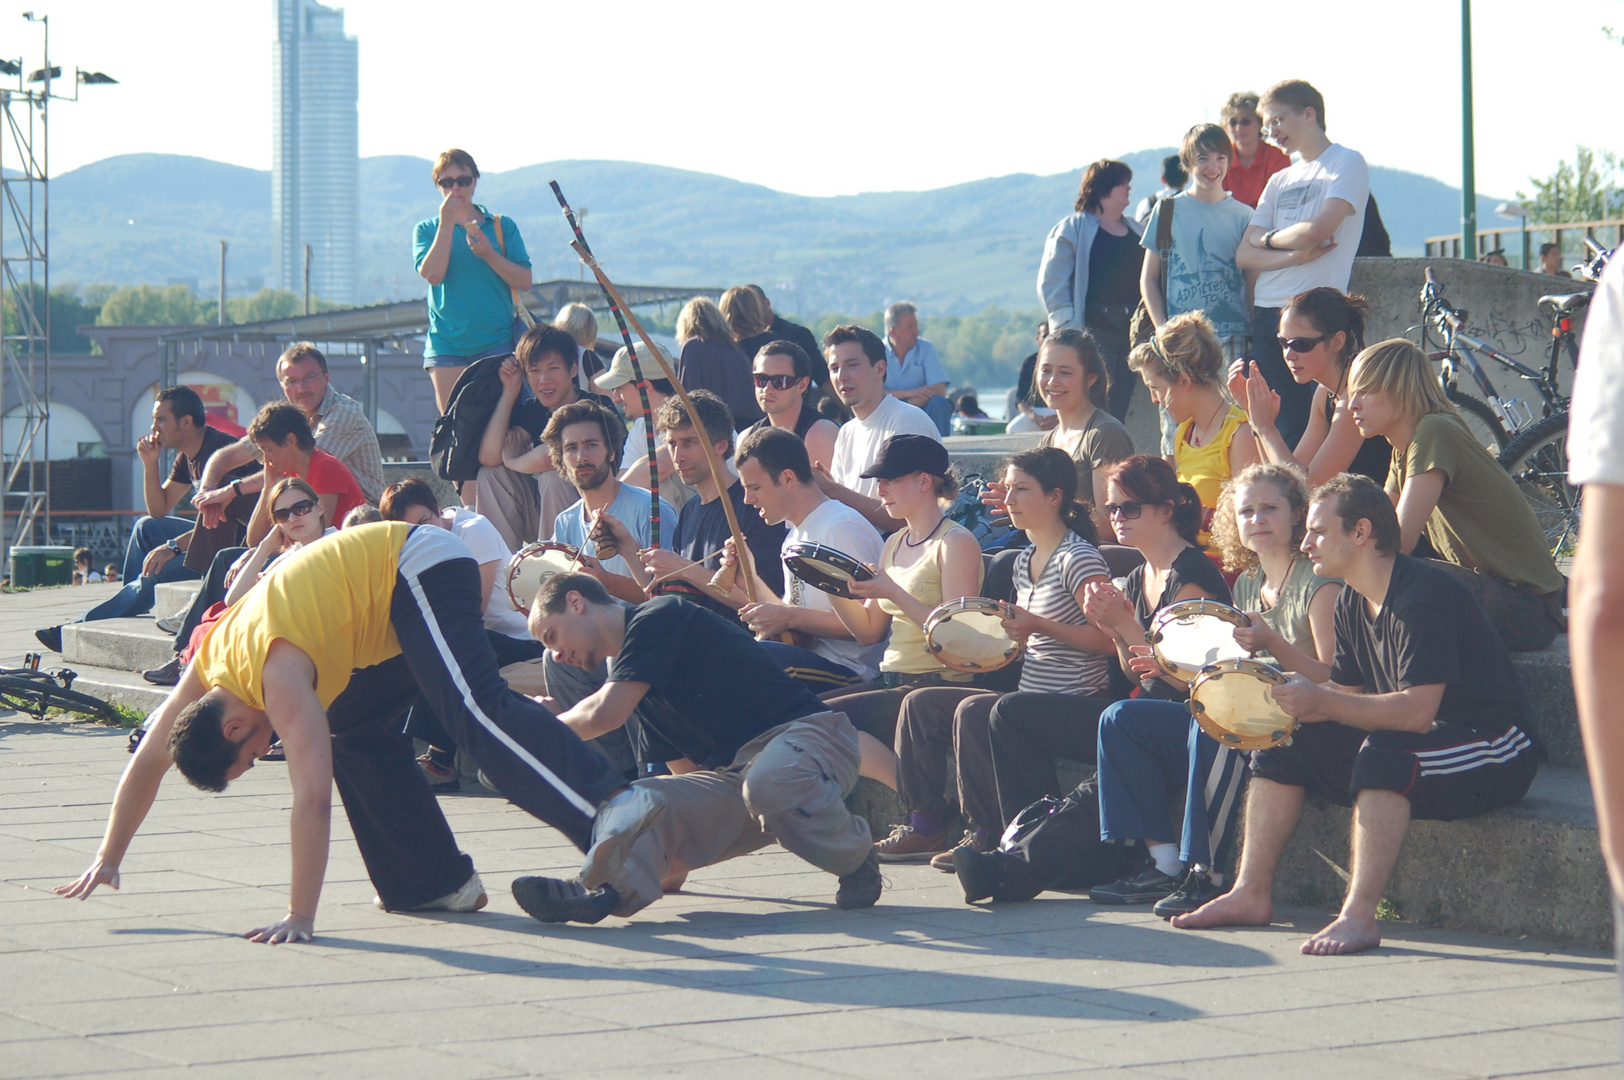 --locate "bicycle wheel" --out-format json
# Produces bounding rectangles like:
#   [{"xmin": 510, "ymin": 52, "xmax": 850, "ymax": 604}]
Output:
[
  {"xmin": 0, "ymin": 674, "xmax": 117, "ymax": 722},
  {"xmin": 1447, "ymin": 388, "xmax": 1509, "ymax": 455},
  {"xmin": 1498, "ymin": 412, "xmax": 1579, "ymax": 558}
]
